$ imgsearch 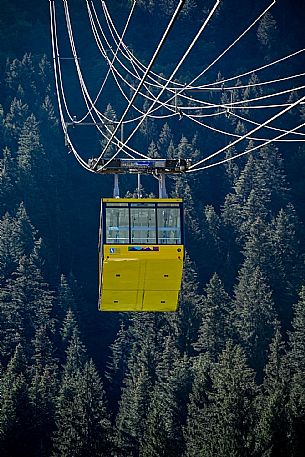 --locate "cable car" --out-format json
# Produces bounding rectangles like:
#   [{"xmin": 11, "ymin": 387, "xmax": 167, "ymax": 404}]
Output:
[{"xmin": 98, "ymin": 198, "xmax": 184, "ymax": 312}]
